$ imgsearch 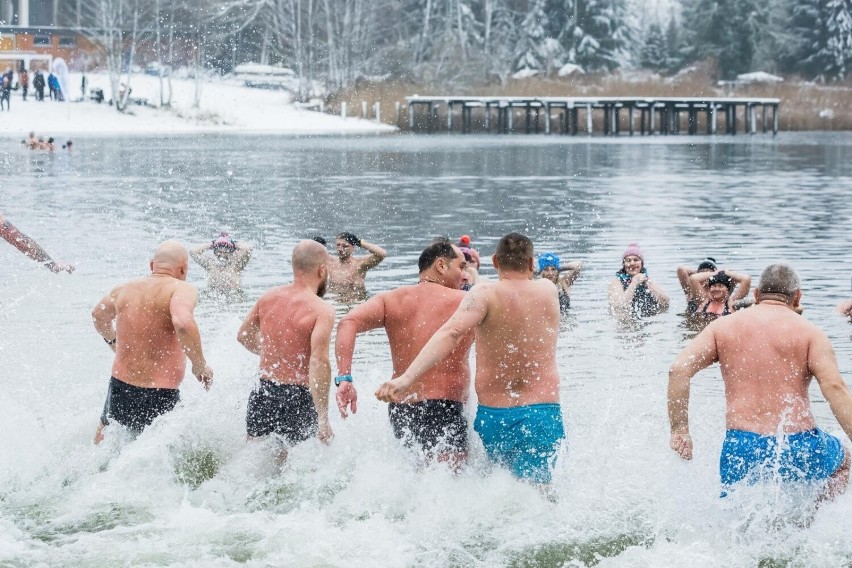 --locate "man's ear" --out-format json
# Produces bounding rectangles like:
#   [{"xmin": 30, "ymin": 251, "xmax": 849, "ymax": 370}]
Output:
[
  {"xmin": 753, "ymin": 288, "xmax": 760, "ymax": 304},
  {"xmin": 792, "ymin": 289, "xmax": 802, "ymax": 308},
  {"xmin": 491, "ymin": 254, "xmax": 499, "ymax": 271}
]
